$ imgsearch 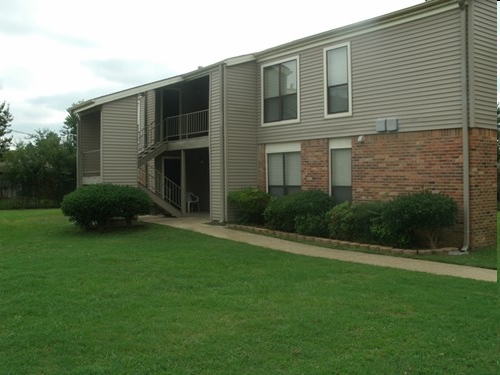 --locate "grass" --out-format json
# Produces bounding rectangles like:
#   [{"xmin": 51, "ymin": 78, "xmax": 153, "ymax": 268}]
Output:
[{"xmin": 0, "ymin": 209, "xmax": 498, "ymax": 374}]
